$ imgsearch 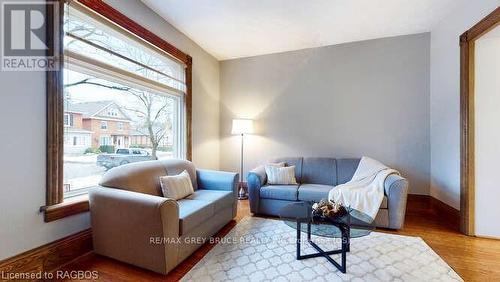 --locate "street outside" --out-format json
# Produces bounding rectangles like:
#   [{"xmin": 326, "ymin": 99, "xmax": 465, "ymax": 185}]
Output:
[{"xmin": 64, "ymin": 150, "xmax": 173, "ymax": 192}]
